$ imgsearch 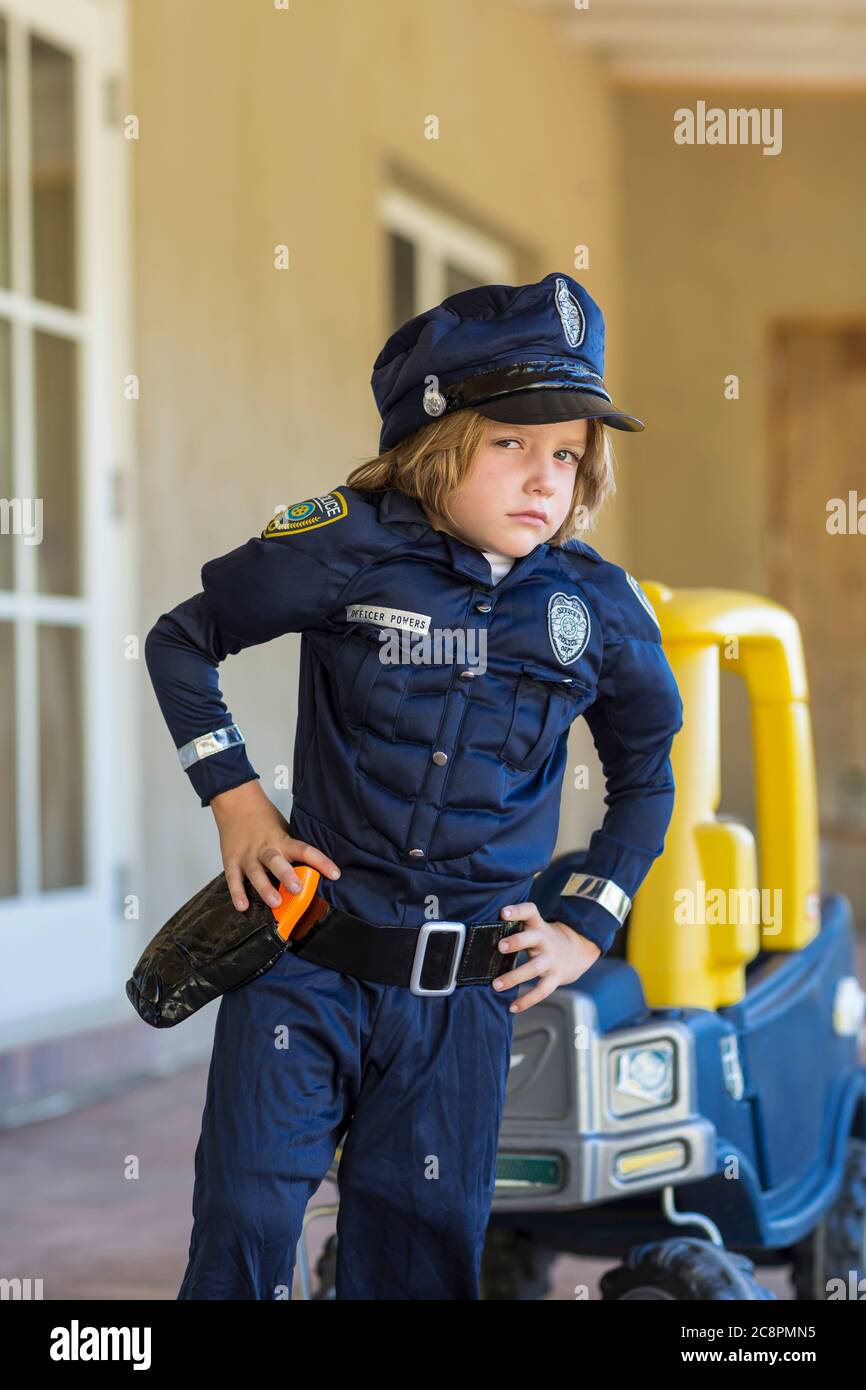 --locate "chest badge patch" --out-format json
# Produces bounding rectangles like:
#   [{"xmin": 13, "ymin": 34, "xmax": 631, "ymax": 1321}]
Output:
[
  {"xmin": 262, "ymin": 490, "xmax": 347, "ymax": 539},
  {"xmin": 547, "ymin": 591, "xmax": 591, "ymax": 665}
]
